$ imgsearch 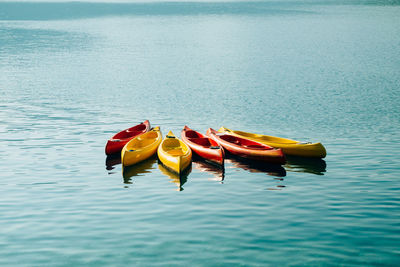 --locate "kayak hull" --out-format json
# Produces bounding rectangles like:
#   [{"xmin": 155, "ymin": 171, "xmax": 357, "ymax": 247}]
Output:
[
  {"xmin": 219, "ymin": 127, "xmax": 326, "ymax": 158},
  {"xmin": 105, "ymin": 120, "xmax": 151, "ymax": 155},
  {"xmin": 121, "ymin": 126, "xmax": 162, "ymax": 167},
  {"xmin": 207, "ymin": 128, "xmax": 285, "ymax": 164},
  {"xmin": 157, "ymin": 131, "xmax": 192, "ymax": 174},
  {"xmin": 181, "ymin": 126, "xmax": 224, "ymax": 166}
]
